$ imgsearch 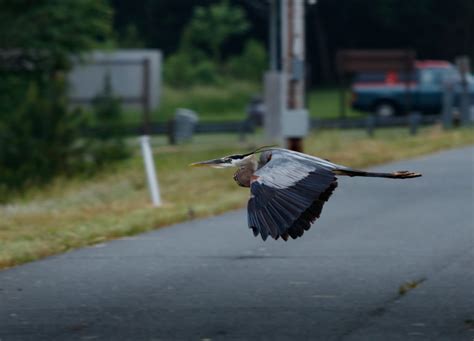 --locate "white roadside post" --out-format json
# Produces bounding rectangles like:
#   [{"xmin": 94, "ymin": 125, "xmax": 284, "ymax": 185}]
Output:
[{"xmin": 140, "ymin": 135, "xmax": 162, "ymax": 207}]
